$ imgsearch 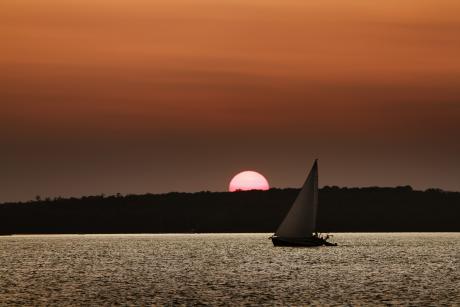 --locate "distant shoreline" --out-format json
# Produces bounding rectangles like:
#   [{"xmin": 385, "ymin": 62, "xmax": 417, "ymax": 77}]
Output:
[
  {"xmin": 2, "ymin": 231, "xmax": 460, "ymax": 237},
  {"xmin": 1, "ymin": 187, "xmax": 459, "ymax": 234}
]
